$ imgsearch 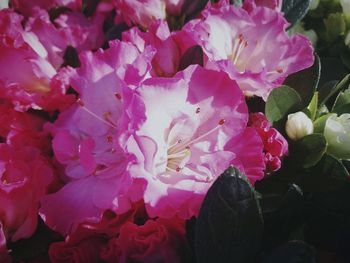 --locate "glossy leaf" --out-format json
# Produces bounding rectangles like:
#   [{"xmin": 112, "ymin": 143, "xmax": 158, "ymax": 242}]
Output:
[
  {"xmin": 284, "ymin": 54, "xmax": 321, "ymax": 109},
  {"xmin": 282, "ymin": 0, "xmax": 311, "ymax": 27},
  {"xmin": 293, "ymin": 134, "xmax": 327, "ymax": 168},
  {"xmin": 265, "ymin": 85, "xmax": 302, "ymax": 124},
  {"xmin": 195, "ymin": 167, "xmax": 263, "ymax": 263},
  {"xmin": 261, "ymin": 241, "xmax": 316, "ymax": 263}
]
